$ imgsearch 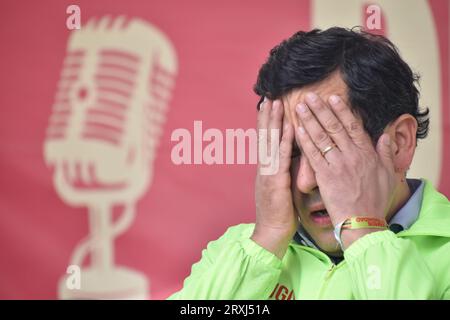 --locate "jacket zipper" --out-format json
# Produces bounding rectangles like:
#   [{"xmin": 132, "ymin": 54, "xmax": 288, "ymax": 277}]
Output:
[
  {"xmin": 317, "ymin": 264, "xmax": 336, "ymax": 298},
  {"xmin": 292, "ymin": 244, "xmax": 346, "ymax": 299}
]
